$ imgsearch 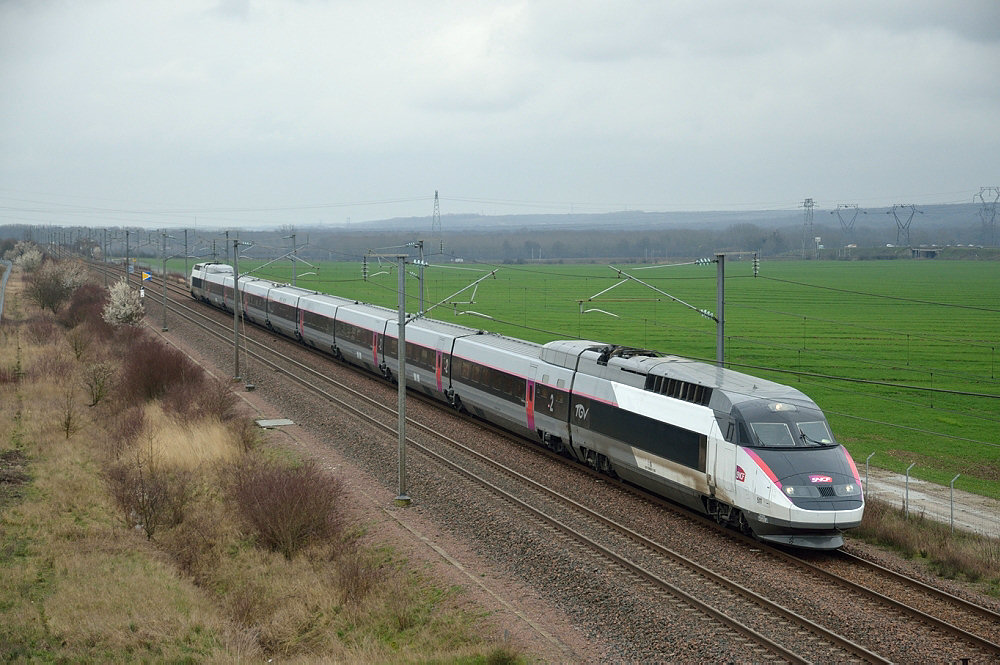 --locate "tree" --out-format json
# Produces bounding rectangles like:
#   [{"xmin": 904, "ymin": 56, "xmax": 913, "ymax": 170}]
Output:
[
  {"xmin": 15, "ymin": 249, "xmax": 43, "ymax": 272},
  {"xmin": 24, "ymin": 262, "xmax": 74, "ymax": 312},
  {"xmin": 103, "ymin": 278, "xmax": 145, "ymax": 327}
]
